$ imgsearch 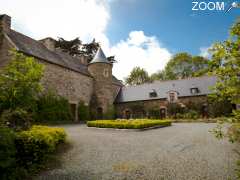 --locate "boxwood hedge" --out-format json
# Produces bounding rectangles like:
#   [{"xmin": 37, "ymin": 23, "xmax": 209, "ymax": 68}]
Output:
[
  {"xmin": 87, "ymin": 119, "xmax": 171, "ymax": 129},
  {"xmin": 15, "ymin": 125, "xmax": 67, "ymax": 169}
]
